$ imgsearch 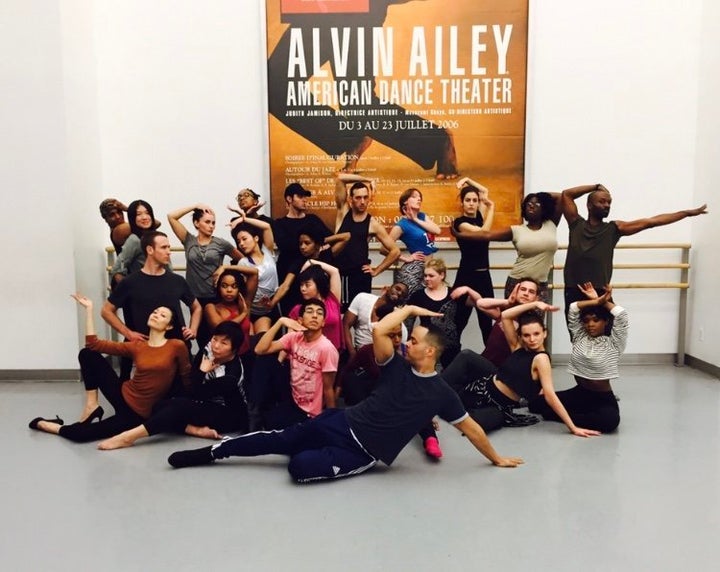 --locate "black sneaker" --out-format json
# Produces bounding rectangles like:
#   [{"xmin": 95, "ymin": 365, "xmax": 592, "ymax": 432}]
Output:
[{"xmin": 168, "ymin": 446, "xmax": 214, "ymax": 469}]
